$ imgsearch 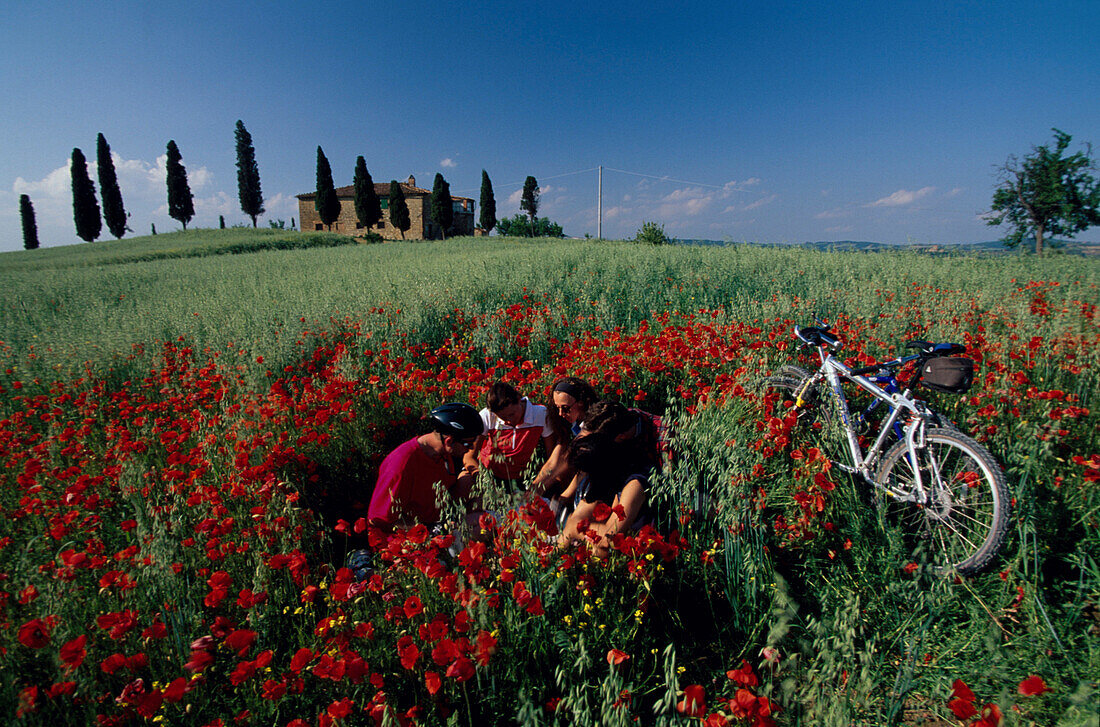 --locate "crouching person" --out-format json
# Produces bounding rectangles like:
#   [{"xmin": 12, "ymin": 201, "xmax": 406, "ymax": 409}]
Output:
[
  {"xmin": 367, "ymin": 403, "xmax": 484, "ymax": 529},
  {"xmin": 558, "ymin": 430, "xmax": 651, "ymax": 558},
  {"xmin": 469, "ymin": 381, "xmax": 563, "ymax": 495}
]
